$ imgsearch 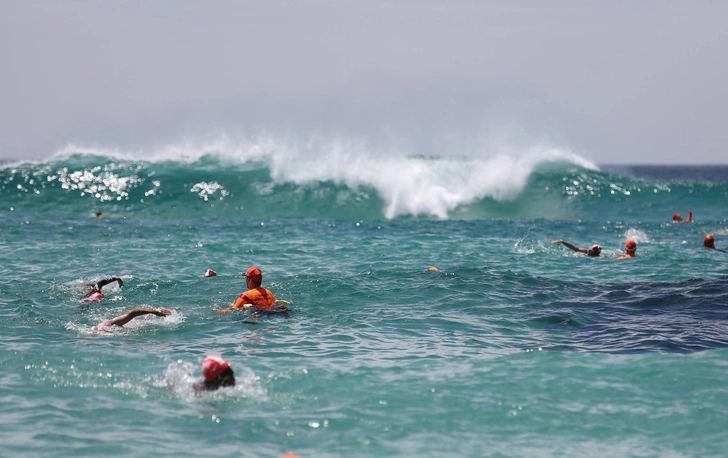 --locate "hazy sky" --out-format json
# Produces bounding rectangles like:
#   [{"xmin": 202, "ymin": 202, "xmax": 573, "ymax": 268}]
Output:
[{"xmin": 2, "ymin": 1, "xmax": 727, "ymax": 163}]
